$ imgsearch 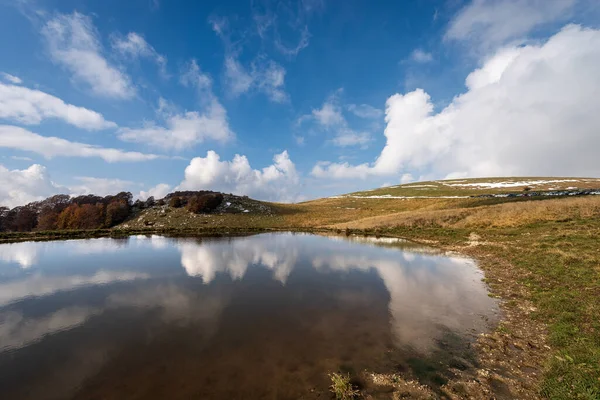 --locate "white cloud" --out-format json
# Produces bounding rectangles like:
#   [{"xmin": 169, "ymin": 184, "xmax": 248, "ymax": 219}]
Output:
[
  {"xmin": 331, "ymin": 130, "xmax": 371, "ymax": 147},
  {"xmin": 410, "ymin": 49, "xmax": 433, "ymax": 63},
  {"xmin": 180, "ymin": 59, "xmax": 213, "ymax": 91},
  {"xmin": 178, "ymin": 150, "xmax": 300, "ymax": 202},
  {"xmin": 300, "ymin": 93, "xmax": 371, "ymax": 147},
  {"xmin": 251, "ymin": 2, "xmax": 317, "ymax": 58},
  {"xmin": 312, "ymin": 25, "xmax": 600, "ymax": 180},
  {"xmin": 10, "ymin": 156, "xmax": 34, "ymax": 162},
  {"xmin": 0, "ymin": 82, "xmax": 116, "ymax": 130},
  {"xmin": 347, "ymin": 103, "xmax": 384, "ymax": 119},
  {"xmin": 274, "ymin": 26, "xmax": 310, "ymax": 57},
  {"xmin": 312, "ymin": 101, "xmax": 344, "ymax": 126},
  {"xmin": 255, "ymin": 60, "xmax": 287, "ymax": 102},
  {"xmin": 0, "ymin": 125, "xmax": 160, "ymax": 163},
  {"xmin": 119, "ymin": 61, "xmax": 233, "ymax": 150},
  {"xmin": 111, "ymin": 32, "xmax": 168, "ymax": 77},
  {"xmin": 0, "ymin": 164, "xmax": 65, "ymax": 208},
  {"xmin": 42, "ymin": 12, "xmax": 134, "ymax": 99},
  {"xmin": 446, "ymin": 0, "xmax": 577, "ymax": 51},
  {"xmin": 400, "ymin": 173, "xmax": 415, "ymax": 184},
  {"xmin": 224, "ymin": 56, "xmax": 254, "ymax": 96},
  {"xmin": 139, "ymin": 183, "xmax": 171, "ymax": 200},
  {"xmin": 223, "ymin": 56, "xmax": 288, "ymax": 103},
  {"xmin": 1, "ymin": 73, "xmax": 22, "ymax": 84},
  {"xmin": 118, "ymin": 107, "xmax": 232, "ymax": 150},
  {"xmin": 210, "ymin": 14, "xmax": 288, "ymax": 102},
  {"xmin": 69, "ymin": 177, "xmax": 136, "ymax": 196}
]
